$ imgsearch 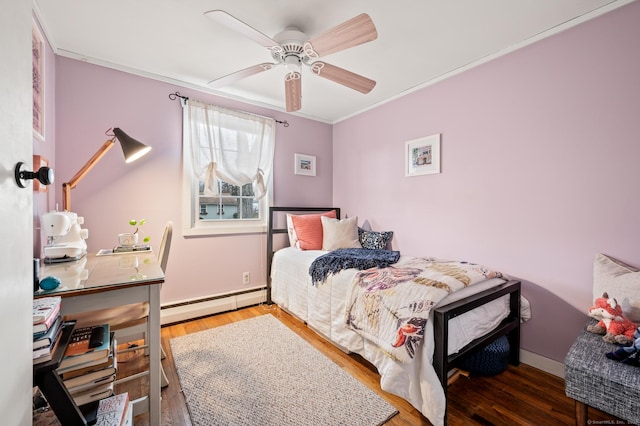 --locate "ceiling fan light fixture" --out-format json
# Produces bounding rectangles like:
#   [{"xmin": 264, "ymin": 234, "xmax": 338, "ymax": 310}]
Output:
[{"xmin": 284, "ymin": 55, "xmax": 302, "ymax": 74}]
